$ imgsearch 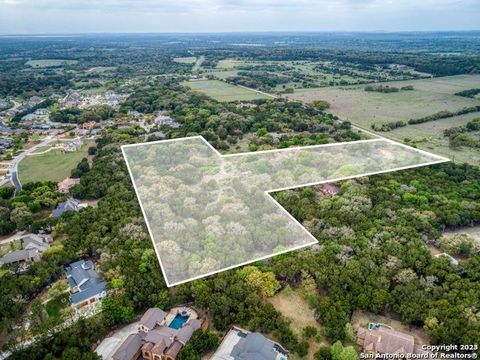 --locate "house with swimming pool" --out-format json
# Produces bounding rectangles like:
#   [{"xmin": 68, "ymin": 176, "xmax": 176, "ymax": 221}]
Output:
[{"xmin": 112, "ymin": 306, "xmax": 206, "ymax": 360}]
